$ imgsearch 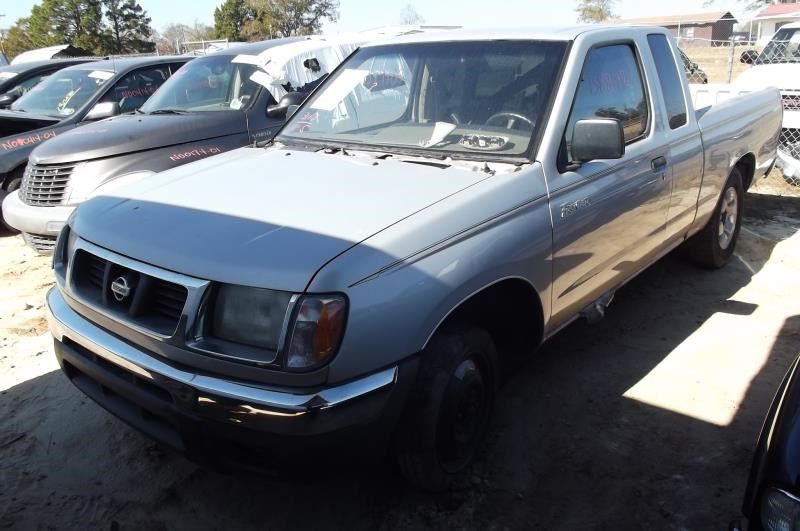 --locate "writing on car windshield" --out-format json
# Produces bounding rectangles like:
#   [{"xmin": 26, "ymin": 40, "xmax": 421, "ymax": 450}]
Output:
[
  {"xmin": 278, "ymin": 41, "xmax": 568, "ymax": 158},
  {"xmin": 141, "ymin": 55, "xmax": 260, "ymax": 113},
  {"xmin": 11, "ymin": 70, "xmax": 113, "ymax": 117}
]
